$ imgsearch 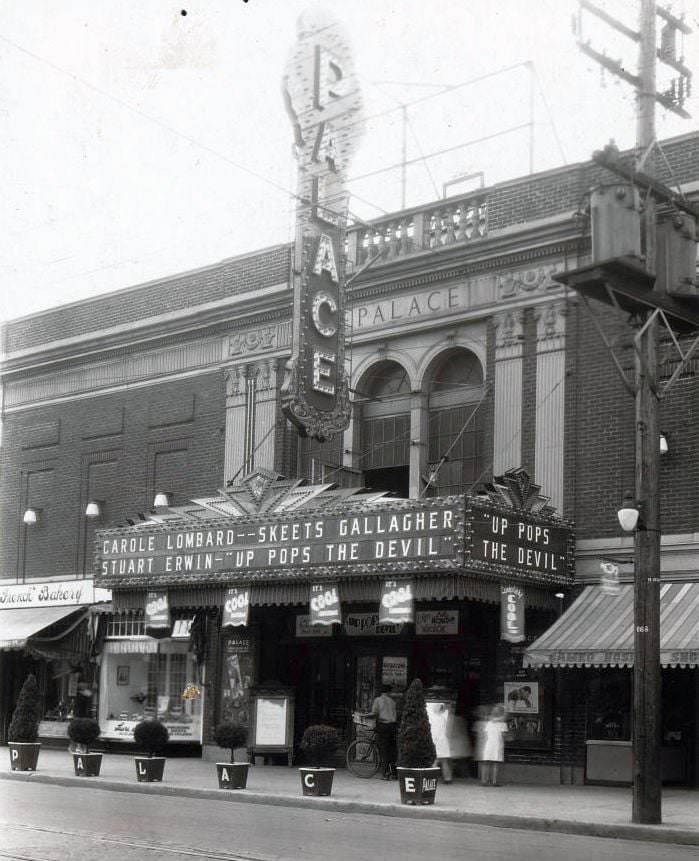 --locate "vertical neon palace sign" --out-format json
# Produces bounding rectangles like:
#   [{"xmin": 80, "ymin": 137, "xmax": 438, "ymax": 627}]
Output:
[{"xmin": 281, "ymin": 8, "xmax": 364, "ymax": 440}]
